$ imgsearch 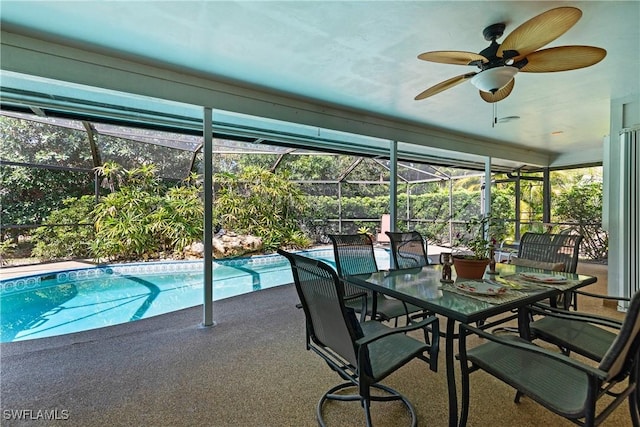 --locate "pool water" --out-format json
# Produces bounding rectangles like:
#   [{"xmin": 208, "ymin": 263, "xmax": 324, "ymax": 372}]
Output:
[{"xmin": 0, "ymin": 249, "xmax": 390, "ymax": 343}]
